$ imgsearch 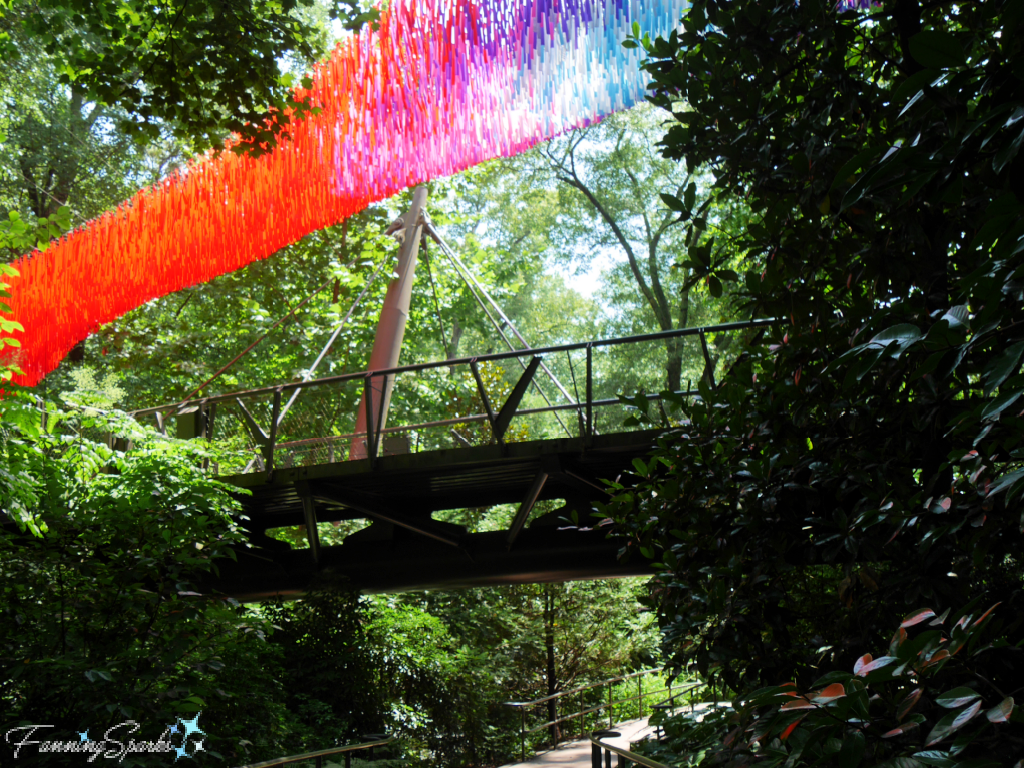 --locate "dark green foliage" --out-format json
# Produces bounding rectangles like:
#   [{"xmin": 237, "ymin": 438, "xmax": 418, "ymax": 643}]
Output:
[
  {"xmin": 0, "ymin": 393, "xmax": 294, "ymax": 766},
  {"xmin": 640, "ymin": 604, "xmax": 1022, "ymax": 767},
  {"xmin": 260, "ymin": 575, "xmax": 385, "ymax": 752},
  {"xmin": 604, "ymin": 0, "xmax": 1024, "ymax": 741}
]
